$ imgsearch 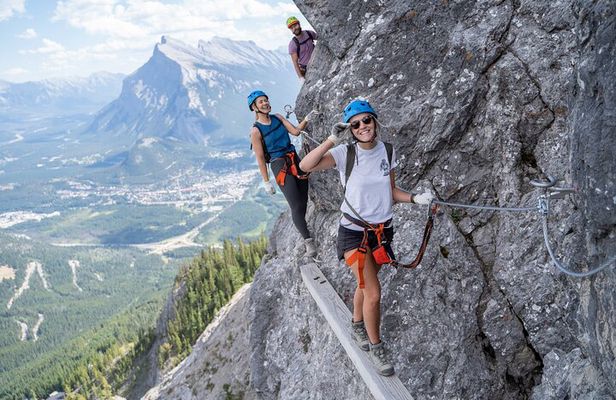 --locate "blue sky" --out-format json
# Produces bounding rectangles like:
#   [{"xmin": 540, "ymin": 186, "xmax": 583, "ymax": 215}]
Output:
[{"xmin": 0, "ymin": 0, "xmax": 312, "ymax": 82}]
